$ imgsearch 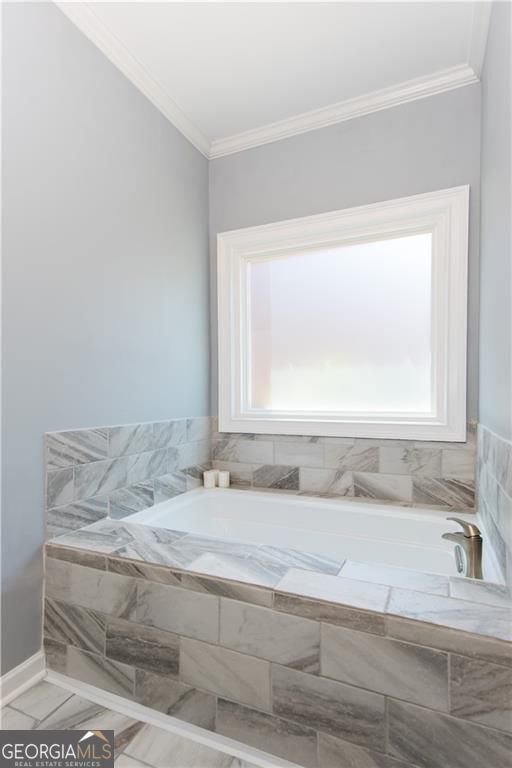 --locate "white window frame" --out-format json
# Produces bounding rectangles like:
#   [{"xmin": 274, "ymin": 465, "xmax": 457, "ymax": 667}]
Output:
[{"xmin": 217, "ymin": 185, "xmax": 469, "ymax": 442}]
